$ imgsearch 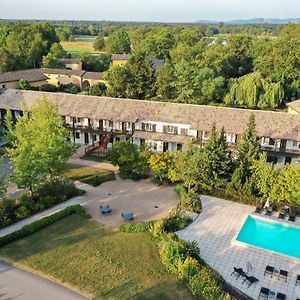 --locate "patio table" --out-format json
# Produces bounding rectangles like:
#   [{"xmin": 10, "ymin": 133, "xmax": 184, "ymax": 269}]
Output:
[
  {"xmin": 100, "ymin": 206, "xmax": 112, "ymax": 214},
  {"xmin": 122, "ymin": 212, "xmax": 134, "ymax": 221}
]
